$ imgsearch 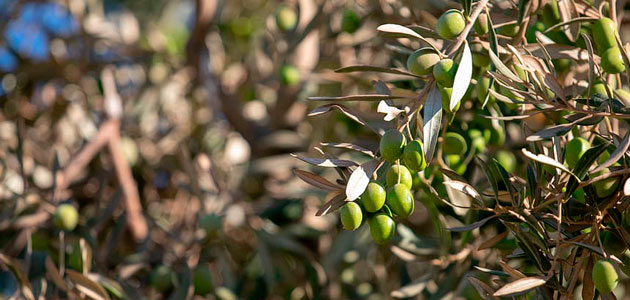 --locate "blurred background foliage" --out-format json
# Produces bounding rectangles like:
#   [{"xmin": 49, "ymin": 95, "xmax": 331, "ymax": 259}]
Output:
[{"xmin": 4, "ymin": 0, "xmax": 628, "ymax": 299}]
